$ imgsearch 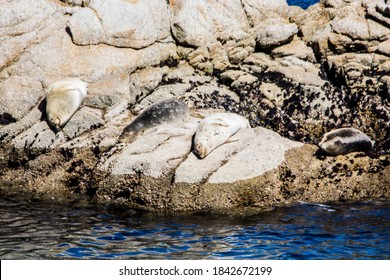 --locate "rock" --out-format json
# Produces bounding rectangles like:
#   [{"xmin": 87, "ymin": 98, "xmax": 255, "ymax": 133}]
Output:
[
  {"xmin": 271, "ymin": 39, "xmax": 317, "ymax": 62},
  {"xmin": 170, "ymin": 0, "xmax": 250, "ymax": 47},
  {"xmin": 253, "ymin": 20, "xmax": 298, "ymax": 49},
  {"xmin": 188, "ymin": 46, "xmax": 213, "ymax": 73},
  {"xmin": 271, "ymin": 56, "xmax": 325, "ymax": 87},
  {"xmin": 99, "ymin": 121, "xmax": 197, "ymax": 178},
  {"xmin": 231, "ymin": 73, "xmax": 258, "ymax": 89},
  {"xmin": 128, "ymin": 67, "xmax": 169, "ymax": 105},
  {"xmin": 367, "ymin": 19, "xmax": 390, "ymax": 40},
  {"xmin": 326, "ymin": 53, "xmax": 386, "ymax": 84},
  {"xmin": 376, "ymin": 2, "xmax": 390, "ymax": 17},
  {"xmin": 0, "ymin": 106, "xmax": 44, "ymax": 145},
  {"xmin": 259, "ymin": 83, "xmax": 284, "ymax": 107},
  {"xmin": 61, "ymin": 107, "xmax": 104, "ymax": 139},
  {"xmin": 69, "ymin": 0, "xmax": 171, "ymax": 49},
  {"xmin": 61, "ymin": 0, "xmax": 91, "ymax": 6},
  {"xmin": 294, "ymin": 4, "xmax": 331, "ymax": 43},
  {"xmin": 0, "ymin": 0, "xmax": 58, "ymax": 72},
  {"xmin": 208, "ymin": 42, "xmax": 231, "ymax": 71},
  {"xmin": 0, "ymin": 76, "xmax": 44, "ymax": 122},
  {"xmin": 332, "ymin": 14, "xmax": 370, "ymax": 41},
  {"xmin": 322, "ymin": 0, "xmax": 345, "ymax": 8},
  {"xmin": 241, "ymin": 0, "xmax": 289, "ymax": 26},
  {"xmin": 11, "ymin": 121, "xmax": 61, "ymax": 150},
  {"xmin": 365, "ymin": 0, "xmax": 390, "ymax": 28},
  {"xmin": 6, "ymin": 25, "xmax": 177, "ymax": 81},
  {"xmin": 67, "ymin": 6, "xmax": 103, "ymax": 46},
  {"xmin": 223, "ymin": 36, "xmax": 256, "ymax": 65},
  {"xmin": 220, "ymin": 70, "xmax": 249, "ymax": 84},
  {"xmin": 175, "ymin": 127, "xmax": 302, "ymax": 184},
  {"xmin": 164, "ymin": 62, "xmax": 195, "ymax": 82},
  {"xmin": 377, "ymin": 40, "xmax": 390, "ymax": 56},
  {"xmin": 207, "ymin": 128, "xmax": 300, "ymax": 184},
  {"xmin": 243, "ymin": 52, "xmax": 278, "ymax": 71}
]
